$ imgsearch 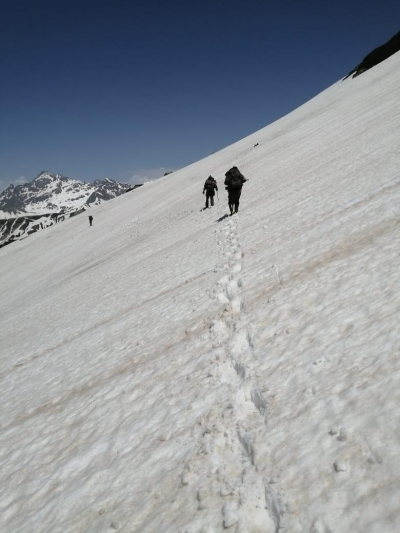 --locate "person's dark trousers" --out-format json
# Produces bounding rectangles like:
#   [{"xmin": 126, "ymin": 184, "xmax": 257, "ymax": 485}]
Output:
[
  {"xmin": 205, "ymin": 191, "xmax": 215, "ymax": 208},
  {"xmin": 228, "ymin": 188, "xmax": 242, "ymax": 213}
]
